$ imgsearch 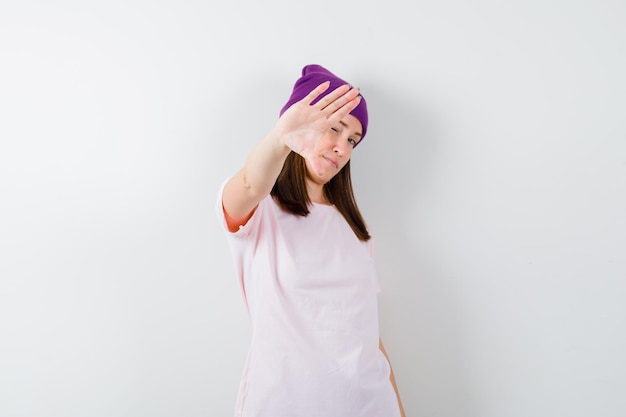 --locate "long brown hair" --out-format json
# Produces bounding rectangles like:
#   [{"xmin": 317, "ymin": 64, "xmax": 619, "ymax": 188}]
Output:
[{"xmin": 271, "ymin": 152, "xmax": 371, "ymax": 241}]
